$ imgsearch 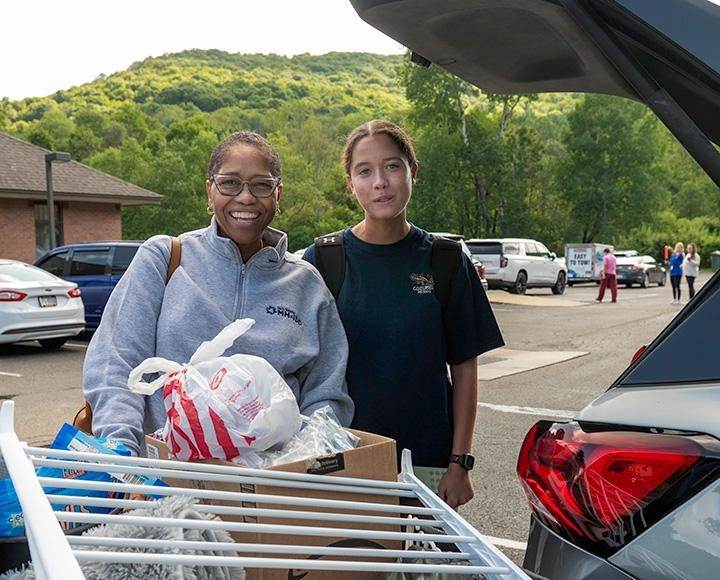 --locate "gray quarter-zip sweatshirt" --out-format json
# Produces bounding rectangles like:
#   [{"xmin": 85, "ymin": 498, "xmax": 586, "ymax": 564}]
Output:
[{"xmin": 83, "ymin": 219, "xmax": 353, "ymax": 455}]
